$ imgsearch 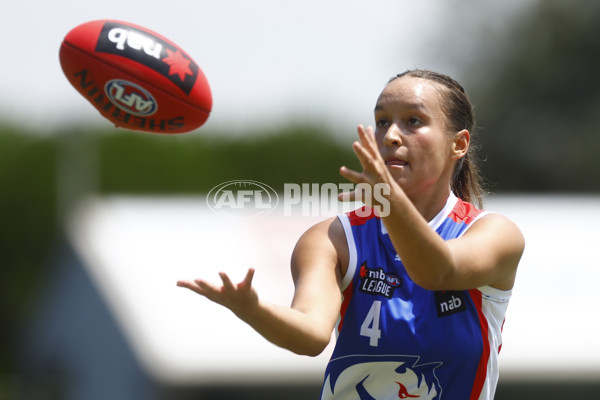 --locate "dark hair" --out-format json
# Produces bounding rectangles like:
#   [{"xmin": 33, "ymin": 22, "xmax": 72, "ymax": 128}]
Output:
[{"xmin": 389, "ymin": 69, "xmax": 485, "ymax": 208}]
